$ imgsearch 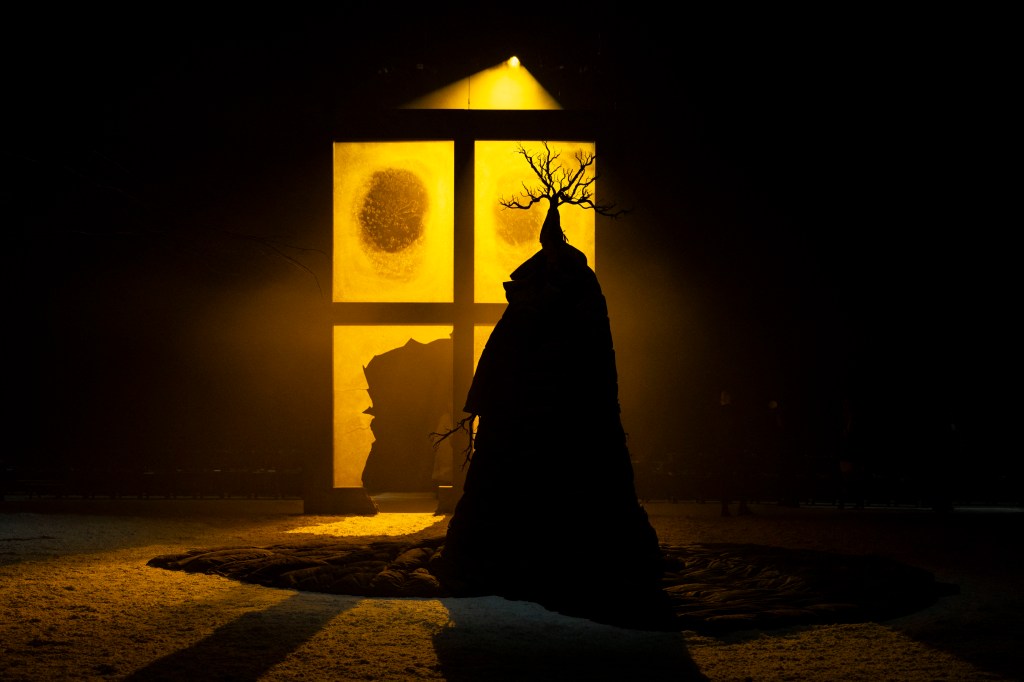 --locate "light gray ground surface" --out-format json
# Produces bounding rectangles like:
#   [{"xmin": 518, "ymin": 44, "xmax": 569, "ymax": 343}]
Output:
[{"xmin": 1, "ymin": 501, "xmax": 1020, "ymax": 681}]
